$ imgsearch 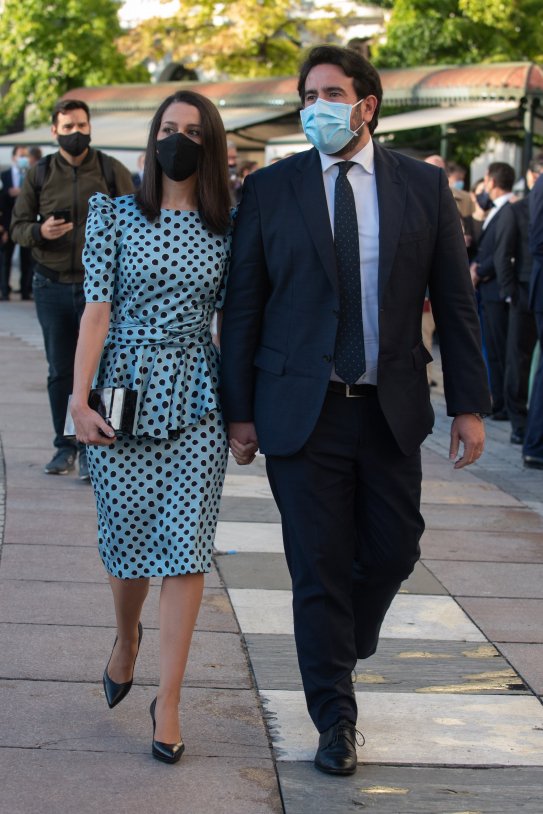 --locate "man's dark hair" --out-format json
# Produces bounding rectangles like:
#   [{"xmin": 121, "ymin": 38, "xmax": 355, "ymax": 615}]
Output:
[
  {"xmin": 528, "ymin": 152, "xmax": 543, "ymax": 175},
  {"xmin": 11, "ymin": 145, "xmax": 26, "ymax": 157},
  {"xmin": 297, "ymin": 45, "xmax": 383, "ymax": 135},
  {"xmin": 487, "ymin": 162, "xmax": 515, "ymax": 192},
  {"xmin": 446, "ymin": 161, "xmax": 466, "ymax": 177},
  {"xmin": 51, "ymin": 99, "xmax": 91, "ymax": 125}
]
